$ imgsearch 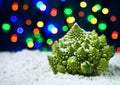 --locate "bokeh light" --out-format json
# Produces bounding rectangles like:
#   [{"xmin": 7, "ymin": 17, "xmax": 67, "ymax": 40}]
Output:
[
  {"xmin": 33, "ymin": 28, "xmax": 40, "ymax": 34},
  {"xmin": 50, "ymin": 8, "xmax": 57, "ymax": 17},
  {"xmin": 10, "ymin": 15, "xmax": 18, "ymax": 22},
  {"xmin": 26, "ymin": 37, "xmax": 33, "ymax": 43},
  {"xmin": 37, "ymin": 21, "xmax": 44, "ymax": 28},
  {"xmin": 64, "ymin": 8, "xmax": 72, "ymax": 16},
  {"xmin": 17, "ymin": 27, "xmax": 24, "ymax": 34},
  {"xmin": 2, "ymin": 23, "xmax": 11, "ymax": 32},
  {"xmin": 98, "ymin": 22, "xmax": 107, "ymax": 32},
  {"xmin": 66, "ymin": 16, "xmax": 75, "ymax": 24},
  {"xmin": 62, "ymin": 25, "xmax": 68, "ymax": 32},
  {"xmin": 78, "ymin": 11, "xmax": 85, "ymax": 17},
  {"xmin": 87, "ymin": 14, "xmax": 94, "ymax": 22},
  {"xmin": 36, "ymin": 1, "xmax": 46, "ymax": 11},
  {"xmin": 27, "ymin": 42, "xmax": 34, "ymax": 48},
  {"xmin": 51, "ymin": 27, "xmax": 58, "ymax": 34},
  {"xmin": 34, "ymin": 41, "xmax": 41, "ymax": 49},
  {"xmin": 11, "ymin": 2, "xmax": 19, "ymax": 11},
  {"xmin": 25, "ymin": 19, "xmax": 32, "ymax": 26},
  {"xmin": 10, "ymin": 34, "xmax": 18, "ymax": 43},
  {"xmin": 111, "ymin": 31, "xmax": 119, "ymax": 39},
  {"xmin": 92, "ymin": 4, "xmax": 101, "ymax": 12},
  {"xmin": 117, "ymin": 47, "xmax": 120, "ymax": 53},
  {"xmin": 90, "ymin": 17, "xmax": 97, "ymax": 24},
  {"xmin": 80, "ymin": 1, "xmax": 87, "ymax": 8},
  {"xmin": 110, "ymin": 16, "xmax": 117, "ymax": 22},
  {"xmin": 47, "ymin": 38, "xmax": 53, "ymax": 45},
  {"xmin": 102, "ymin": 8, "xmax": 109, "ymax": 14},
  {"xmin": 23, "ymin": 4, "xmax": 29, "ymax": 11}
]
